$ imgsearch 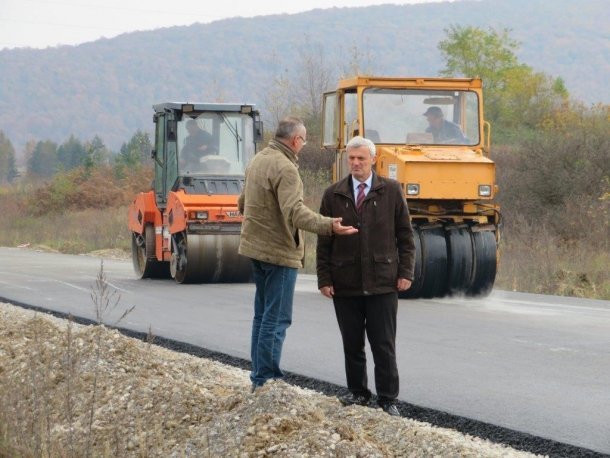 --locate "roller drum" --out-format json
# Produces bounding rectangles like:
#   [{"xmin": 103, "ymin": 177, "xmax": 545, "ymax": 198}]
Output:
[{"xmin": 174, "ymin": 233, "xmax": 252, "ymax": 284}]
